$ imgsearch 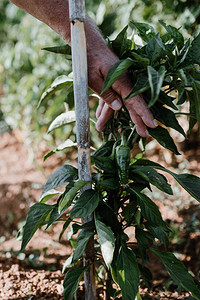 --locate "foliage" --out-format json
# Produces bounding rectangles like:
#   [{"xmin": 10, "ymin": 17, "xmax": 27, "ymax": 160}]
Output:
[
  {"xmin": 0, "ymin": 1, "xmax": 73, "ymax": 150},
  {"xmin": 19, "ymin": 22, "xmax": 200, "ymax": 299},
  {"xmin": 1, "ymin": 0, "xmax": 199, "ymax": 151}
]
